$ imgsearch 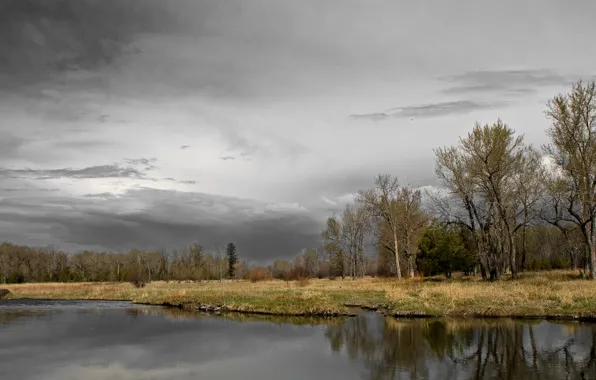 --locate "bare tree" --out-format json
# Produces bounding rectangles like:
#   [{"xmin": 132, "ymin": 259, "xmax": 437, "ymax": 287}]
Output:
[
  {"xmin": 435, "ymin": 121, "xmax": 539, "ymax": 279},
  {"xmin": 341, "ymin": 201, "xmax": 371, "ymax": 279},
  {"xmin": 322, "ymin": 215, "xmax": 346, "ymax": 278},
  {"xmin": 395, "ymin": 186, "xmax": 428, "ymax": 278},
  {"xmin": 434, "ymin": 145, "xmax": 494, "ymax": 279},
  {"xmin": 544, "ymin": 80, "xmax": 596, "ymax": 279},
  {"xmin": 358, "ymin": 174, "xmax": 404, "ymax": 278}
]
